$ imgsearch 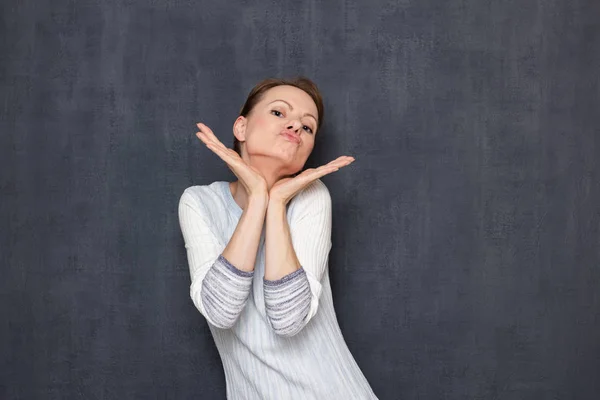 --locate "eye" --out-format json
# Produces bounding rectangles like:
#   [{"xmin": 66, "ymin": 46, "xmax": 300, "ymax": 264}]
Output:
[
  {"xmin": 271, "ymin": 110, "xmax": 283, "ymax": 117},
  {"xmin": 303, "ymin": 125, "xmax": 314, "ymax": 134}
]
